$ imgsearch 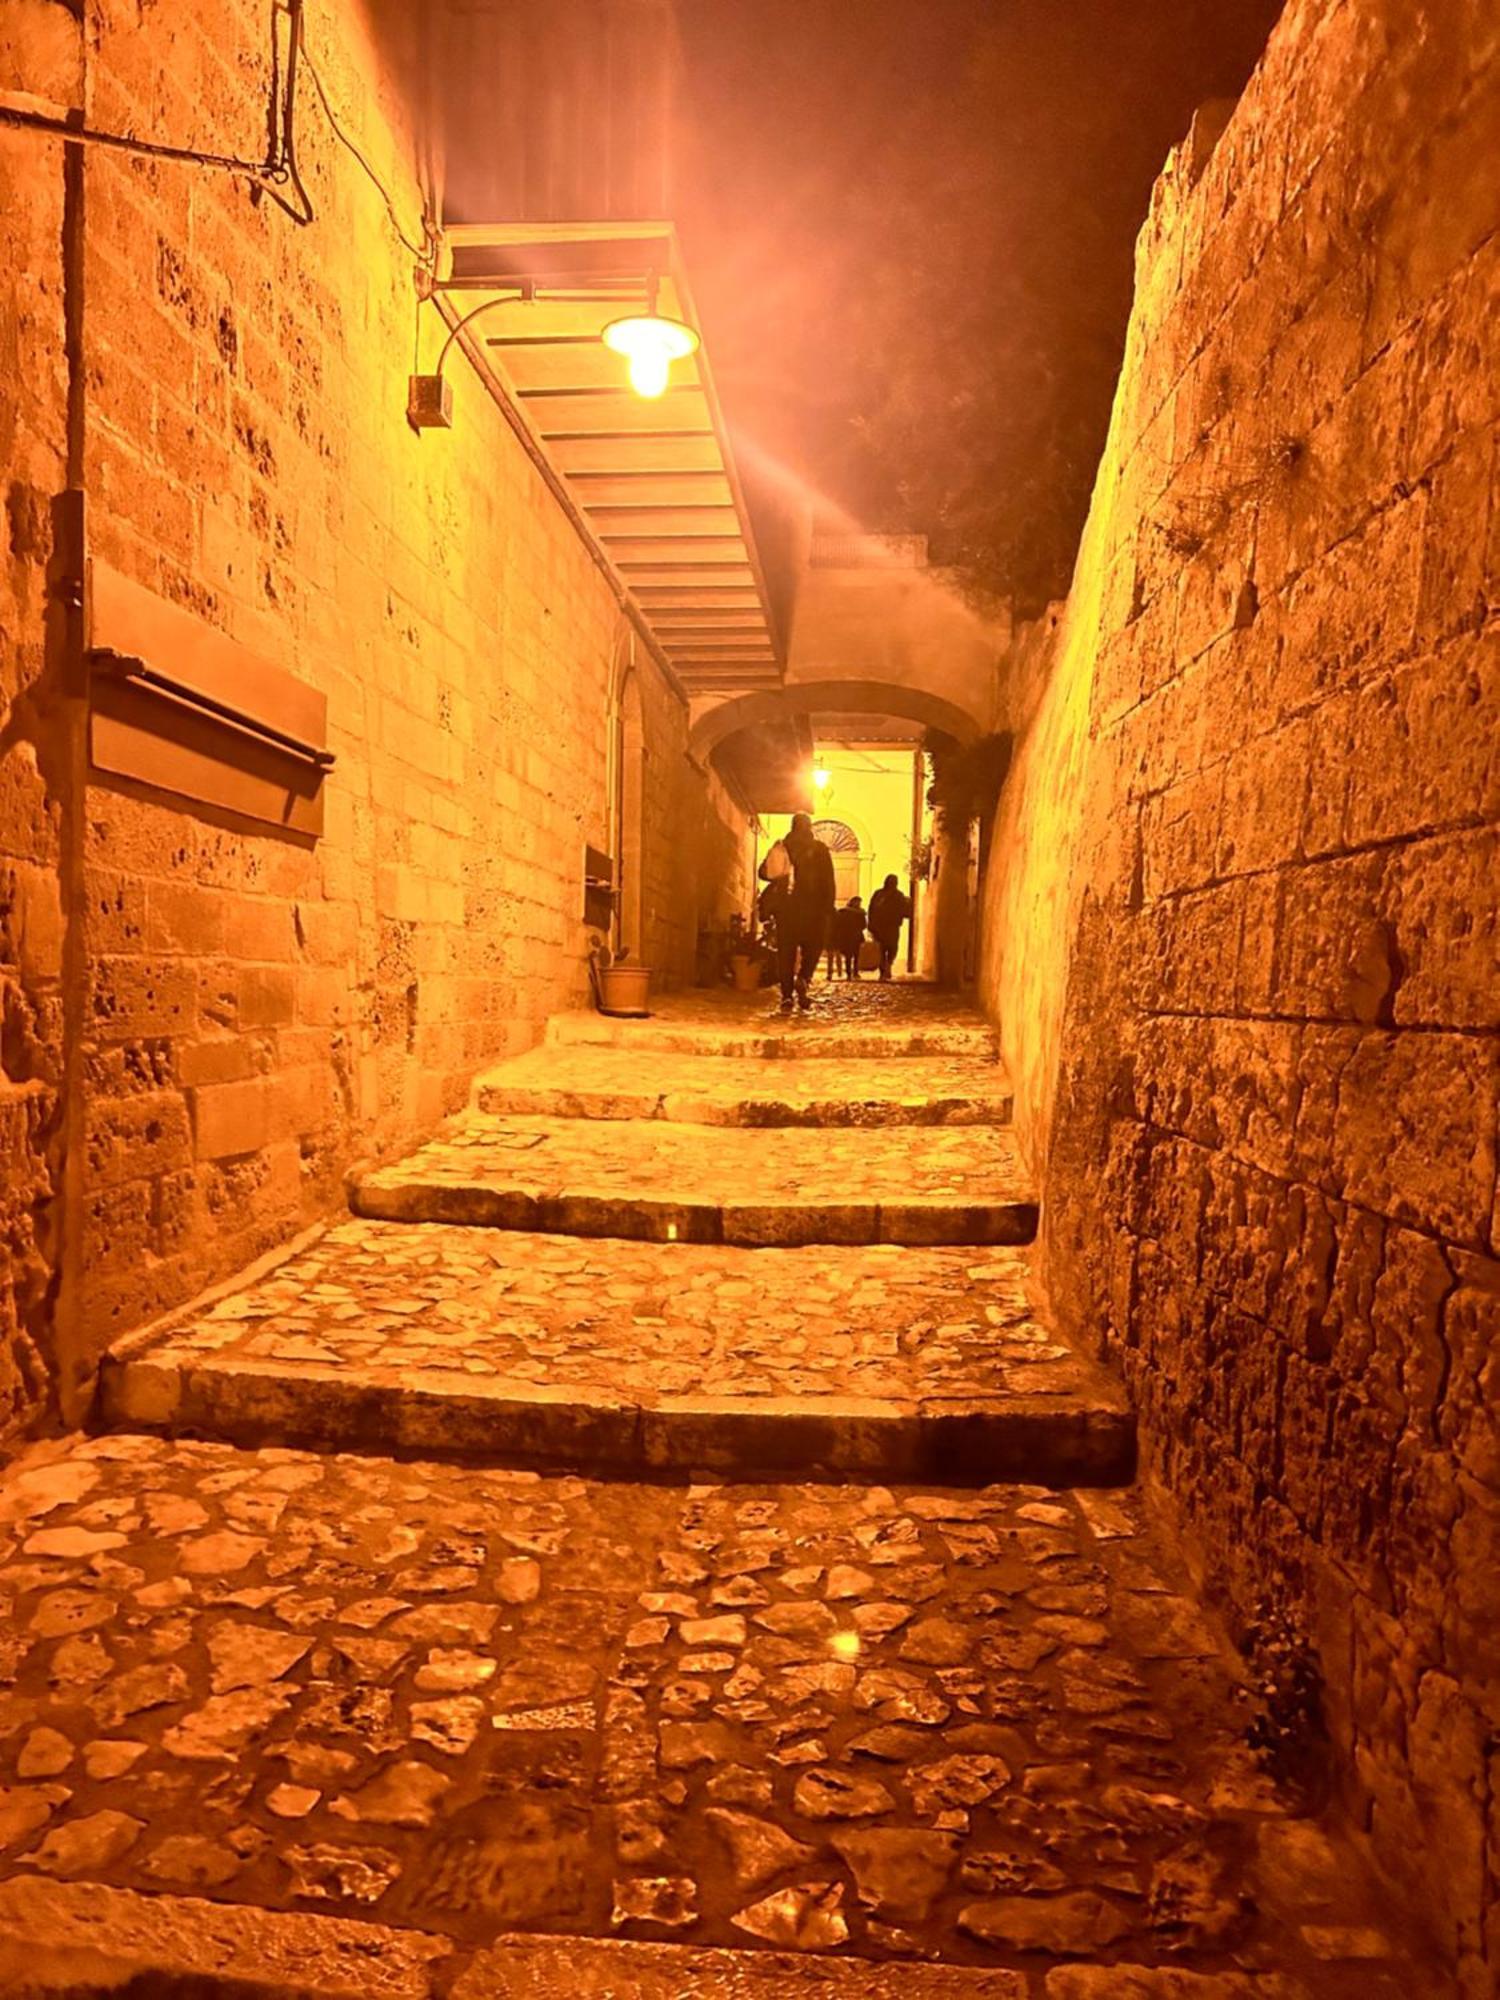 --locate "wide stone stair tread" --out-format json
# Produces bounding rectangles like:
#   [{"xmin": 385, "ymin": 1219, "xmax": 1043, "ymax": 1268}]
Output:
[
  {"xmin": 351, "ymin": 1115, "xmax": 1037, "ymax": 1246},
  {"xmin": 546, "ymin": 994, "xmax": 999, "ymax": 1061},
  {"xmin": 103, "ymin": 1222, "xmax": 1132, "ymax": 1482},
  {"xmin": 475, "ymin": 1046, "xmax": 1015, "ymax": 1126}
]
